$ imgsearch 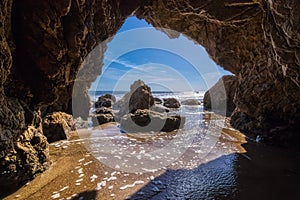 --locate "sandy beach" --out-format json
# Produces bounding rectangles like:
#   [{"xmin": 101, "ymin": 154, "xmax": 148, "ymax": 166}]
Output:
[{"xmin": 3, "ymin": 123, "xmax": 166, "ymax": 200}]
